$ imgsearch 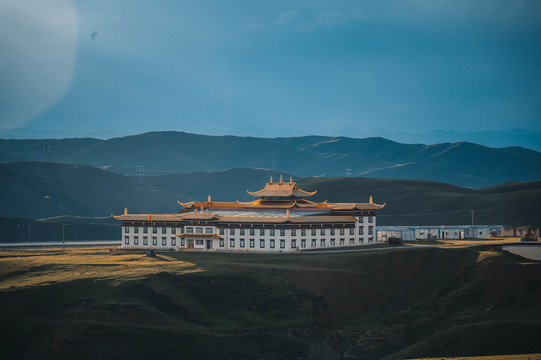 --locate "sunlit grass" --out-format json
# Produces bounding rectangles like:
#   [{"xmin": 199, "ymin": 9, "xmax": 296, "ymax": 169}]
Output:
[
  {"xmin": 408, "ymin": 354, "xmax": 541, "ymax": 360},
  {"xmin": 0, "ymin": 247, "xmax": 202, "ymax": 290}
]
